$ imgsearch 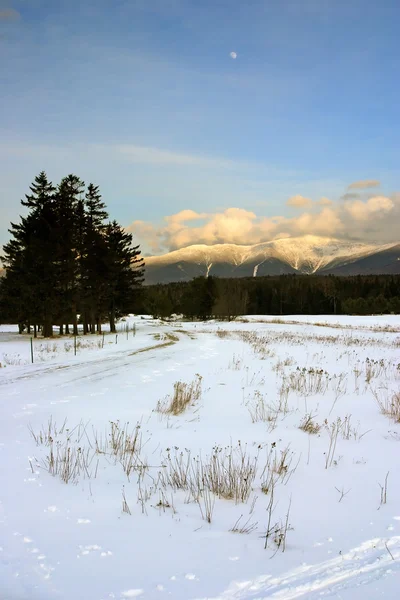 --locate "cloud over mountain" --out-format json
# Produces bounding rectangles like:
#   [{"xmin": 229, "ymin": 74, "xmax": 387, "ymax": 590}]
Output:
[
  {"xmin": 129, "ymin": 191, "xmax": 400, "ymax": 254},
  {"xmin": 348, "ymin": 179, "xmax": 380, "ymax": 190}
]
